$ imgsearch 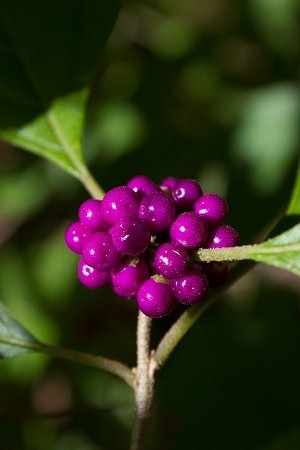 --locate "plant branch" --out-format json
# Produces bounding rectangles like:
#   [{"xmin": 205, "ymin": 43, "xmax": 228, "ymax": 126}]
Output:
[
  {"xmin": 130, "ymin": 311, "xmax": 154, "ymax": 450},
  {"xmin": 46, "ymin": 110, "xmax": 105, "ymax": 199},
  {"xmin": 153, "ymin": 261, "xmax": 255, "ymax": 369},
  {"xmin": 287, "ymin": 158, "xmax": 300, "ymax": 215},
  {"xmin": 0, "ymin": 336, "xmax": 134, "ymax": 388},
  {"xmin": 0, "ymin": 22, "xmax": 105, "ymax": 200},
  {"xmin": 193, "ymin": 242, "xmax": 300, "ymax": 263}
]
